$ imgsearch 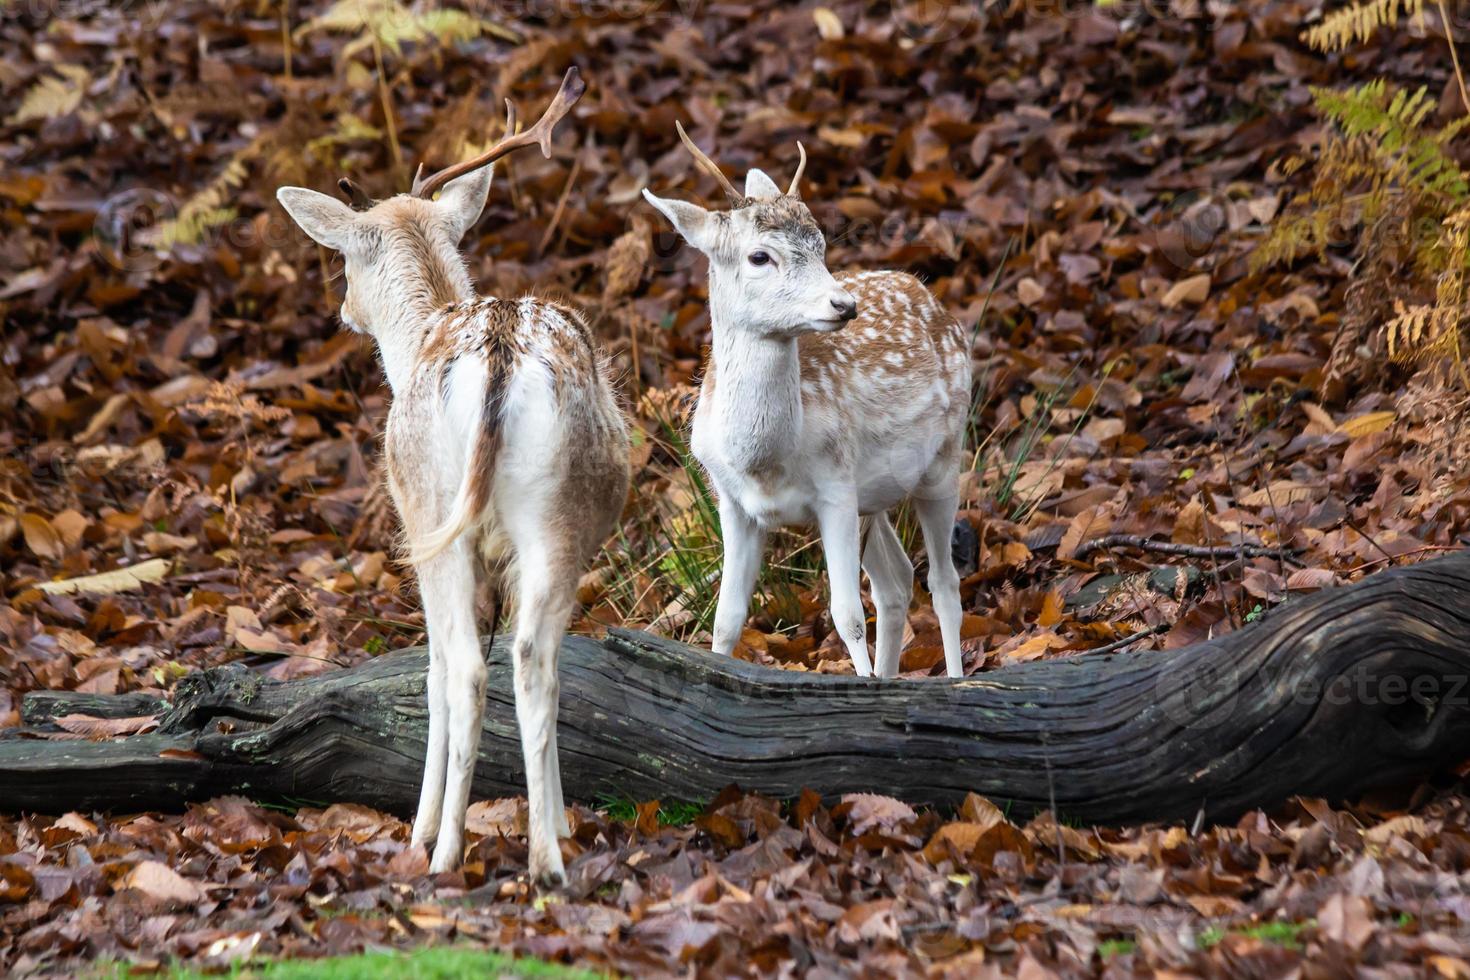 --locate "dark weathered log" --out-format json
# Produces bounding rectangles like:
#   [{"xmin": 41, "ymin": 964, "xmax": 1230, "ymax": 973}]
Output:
[{"xmin": 6, "ymin": 550, "xmax": 1470, "ymax": 823}]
